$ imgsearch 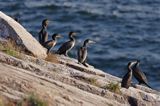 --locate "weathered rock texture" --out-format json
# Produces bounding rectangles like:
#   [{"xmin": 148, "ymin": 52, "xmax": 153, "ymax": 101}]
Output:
[
  {"xmin": 0, "ymin": 11, "xmax": 47, "ymax": 59},
  {"xmin": 0, "ymin": 51, "xmax": 159, "ymax": 106},
  {"xmin": 0, "ymin": 11, "xmax": 159, "ymax": 106}
]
